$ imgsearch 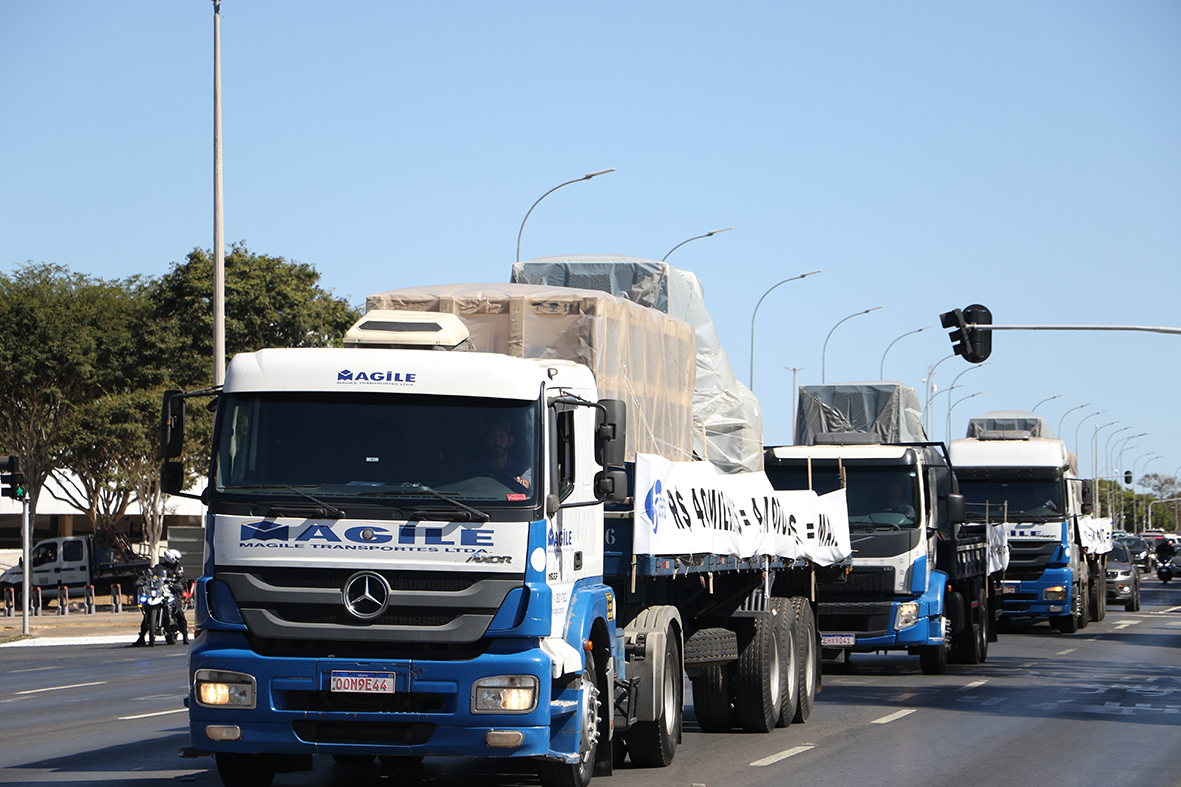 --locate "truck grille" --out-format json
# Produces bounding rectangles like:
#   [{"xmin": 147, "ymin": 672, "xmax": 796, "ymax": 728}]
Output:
[
  {"xmin": 217, "ymin": 568, "xmax": 522, "ymax": 647},
  {"xmin": 818, "ymin": 566, "xmax": 895, "ymax": 597},
  {"xmin": 1007, "ymin": 540, "xmax": 1059, "ymax": 572},
  {"xmin": 817, "ymin": 600, "xmax": 894, "ymax": 638}
]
